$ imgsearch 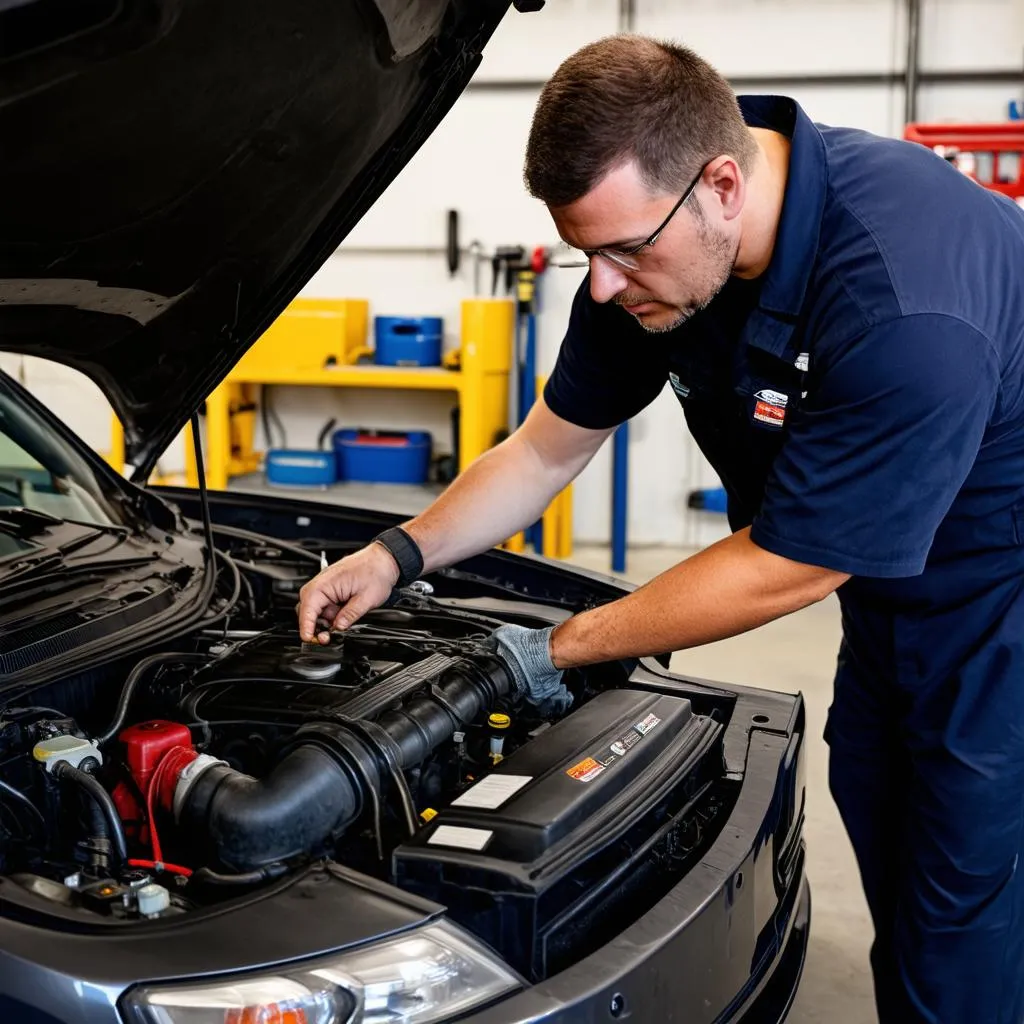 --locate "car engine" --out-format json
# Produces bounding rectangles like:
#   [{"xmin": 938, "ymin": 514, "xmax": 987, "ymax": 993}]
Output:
[{"xmin": 0, "ymin": 528, "xmax": 728, "ymax": 981}]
